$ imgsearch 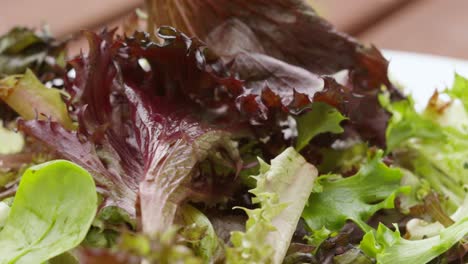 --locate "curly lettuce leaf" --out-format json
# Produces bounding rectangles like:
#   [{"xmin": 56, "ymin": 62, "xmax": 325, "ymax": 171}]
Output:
[
  {"xmin": 0, "ymin": 160, "xmax": 97, "ymax": 264},
  {"xmin": 446, "ymin": 73, "xmax": 468, "ymax": 112},
  {"xmin": 360, "ymin": 219, "xmax": 468, "ymax": 264},
  {"xmin": 302, "ymin": 151, "xmax": 406, "ymax": 233},
  {"xmin": 384, "ymin": 85, "xmax": 468, "ymax": 212},
  {"xmin": 383, "ymin": 96, "xmax": 445, "ymax": 152},
  {"xmin": 295, "ymin": 102, "xmax": 346, "ymax": 151},
  {"xmin": 146, "ymin": 0, "xmax": 404, "ymax": 148},
  {"xmin": 20, "ymin": 29, "xmax": 242, "ymax": 234},
  {"xmin": 227, "ymin": 147, "xmax": 317, "ymax": 264}
]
